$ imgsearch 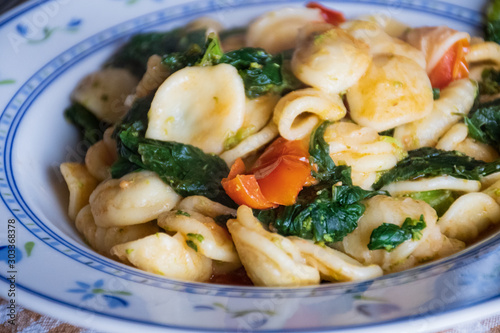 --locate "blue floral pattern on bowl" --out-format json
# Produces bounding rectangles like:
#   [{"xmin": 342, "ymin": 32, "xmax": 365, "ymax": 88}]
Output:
[
  {"xmin": 16, "ymin": 18, "xmax": 82, "ymax": 44},
  {"xmin": 67, "ymin": 279, "xmax": 131, "ymax": 309}
]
